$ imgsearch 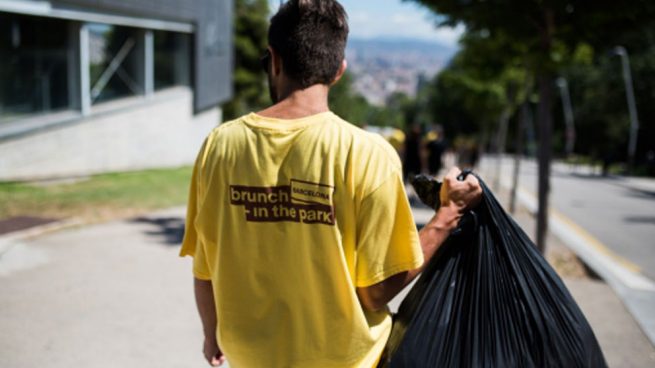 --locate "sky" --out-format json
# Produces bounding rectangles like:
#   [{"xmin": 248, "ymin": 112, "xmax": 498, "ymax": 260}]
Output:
[{"xmin": 268, "ymin": 0, "xmax": 464, "ymax": 47}]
